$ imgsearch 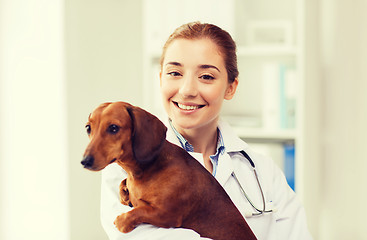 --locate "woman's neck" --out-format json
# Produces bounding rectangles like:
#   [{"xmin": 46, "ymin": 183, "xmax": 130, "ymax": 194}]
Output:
[
  {"xmin": 173, "ymin": 120, "xmax": 218, "ymax": 158},
  {"xmin": 171, "ymin": 119, "xmax": 220, "ymax": 173}
]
